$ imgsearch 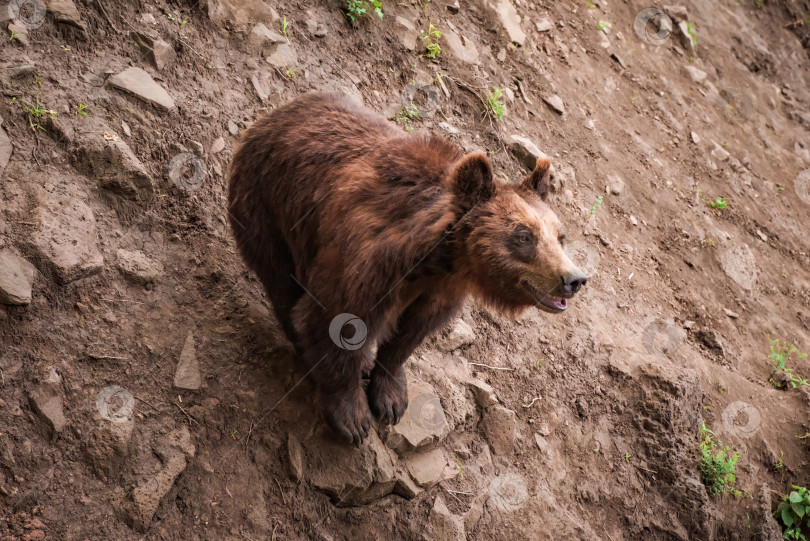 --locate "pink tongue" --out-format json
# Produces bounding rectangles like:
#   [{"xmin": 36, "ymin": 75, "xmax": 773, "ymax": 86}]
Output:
[{"xmin": 556, "ymin": 298, "xmax": 567, "ymax": 309}]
